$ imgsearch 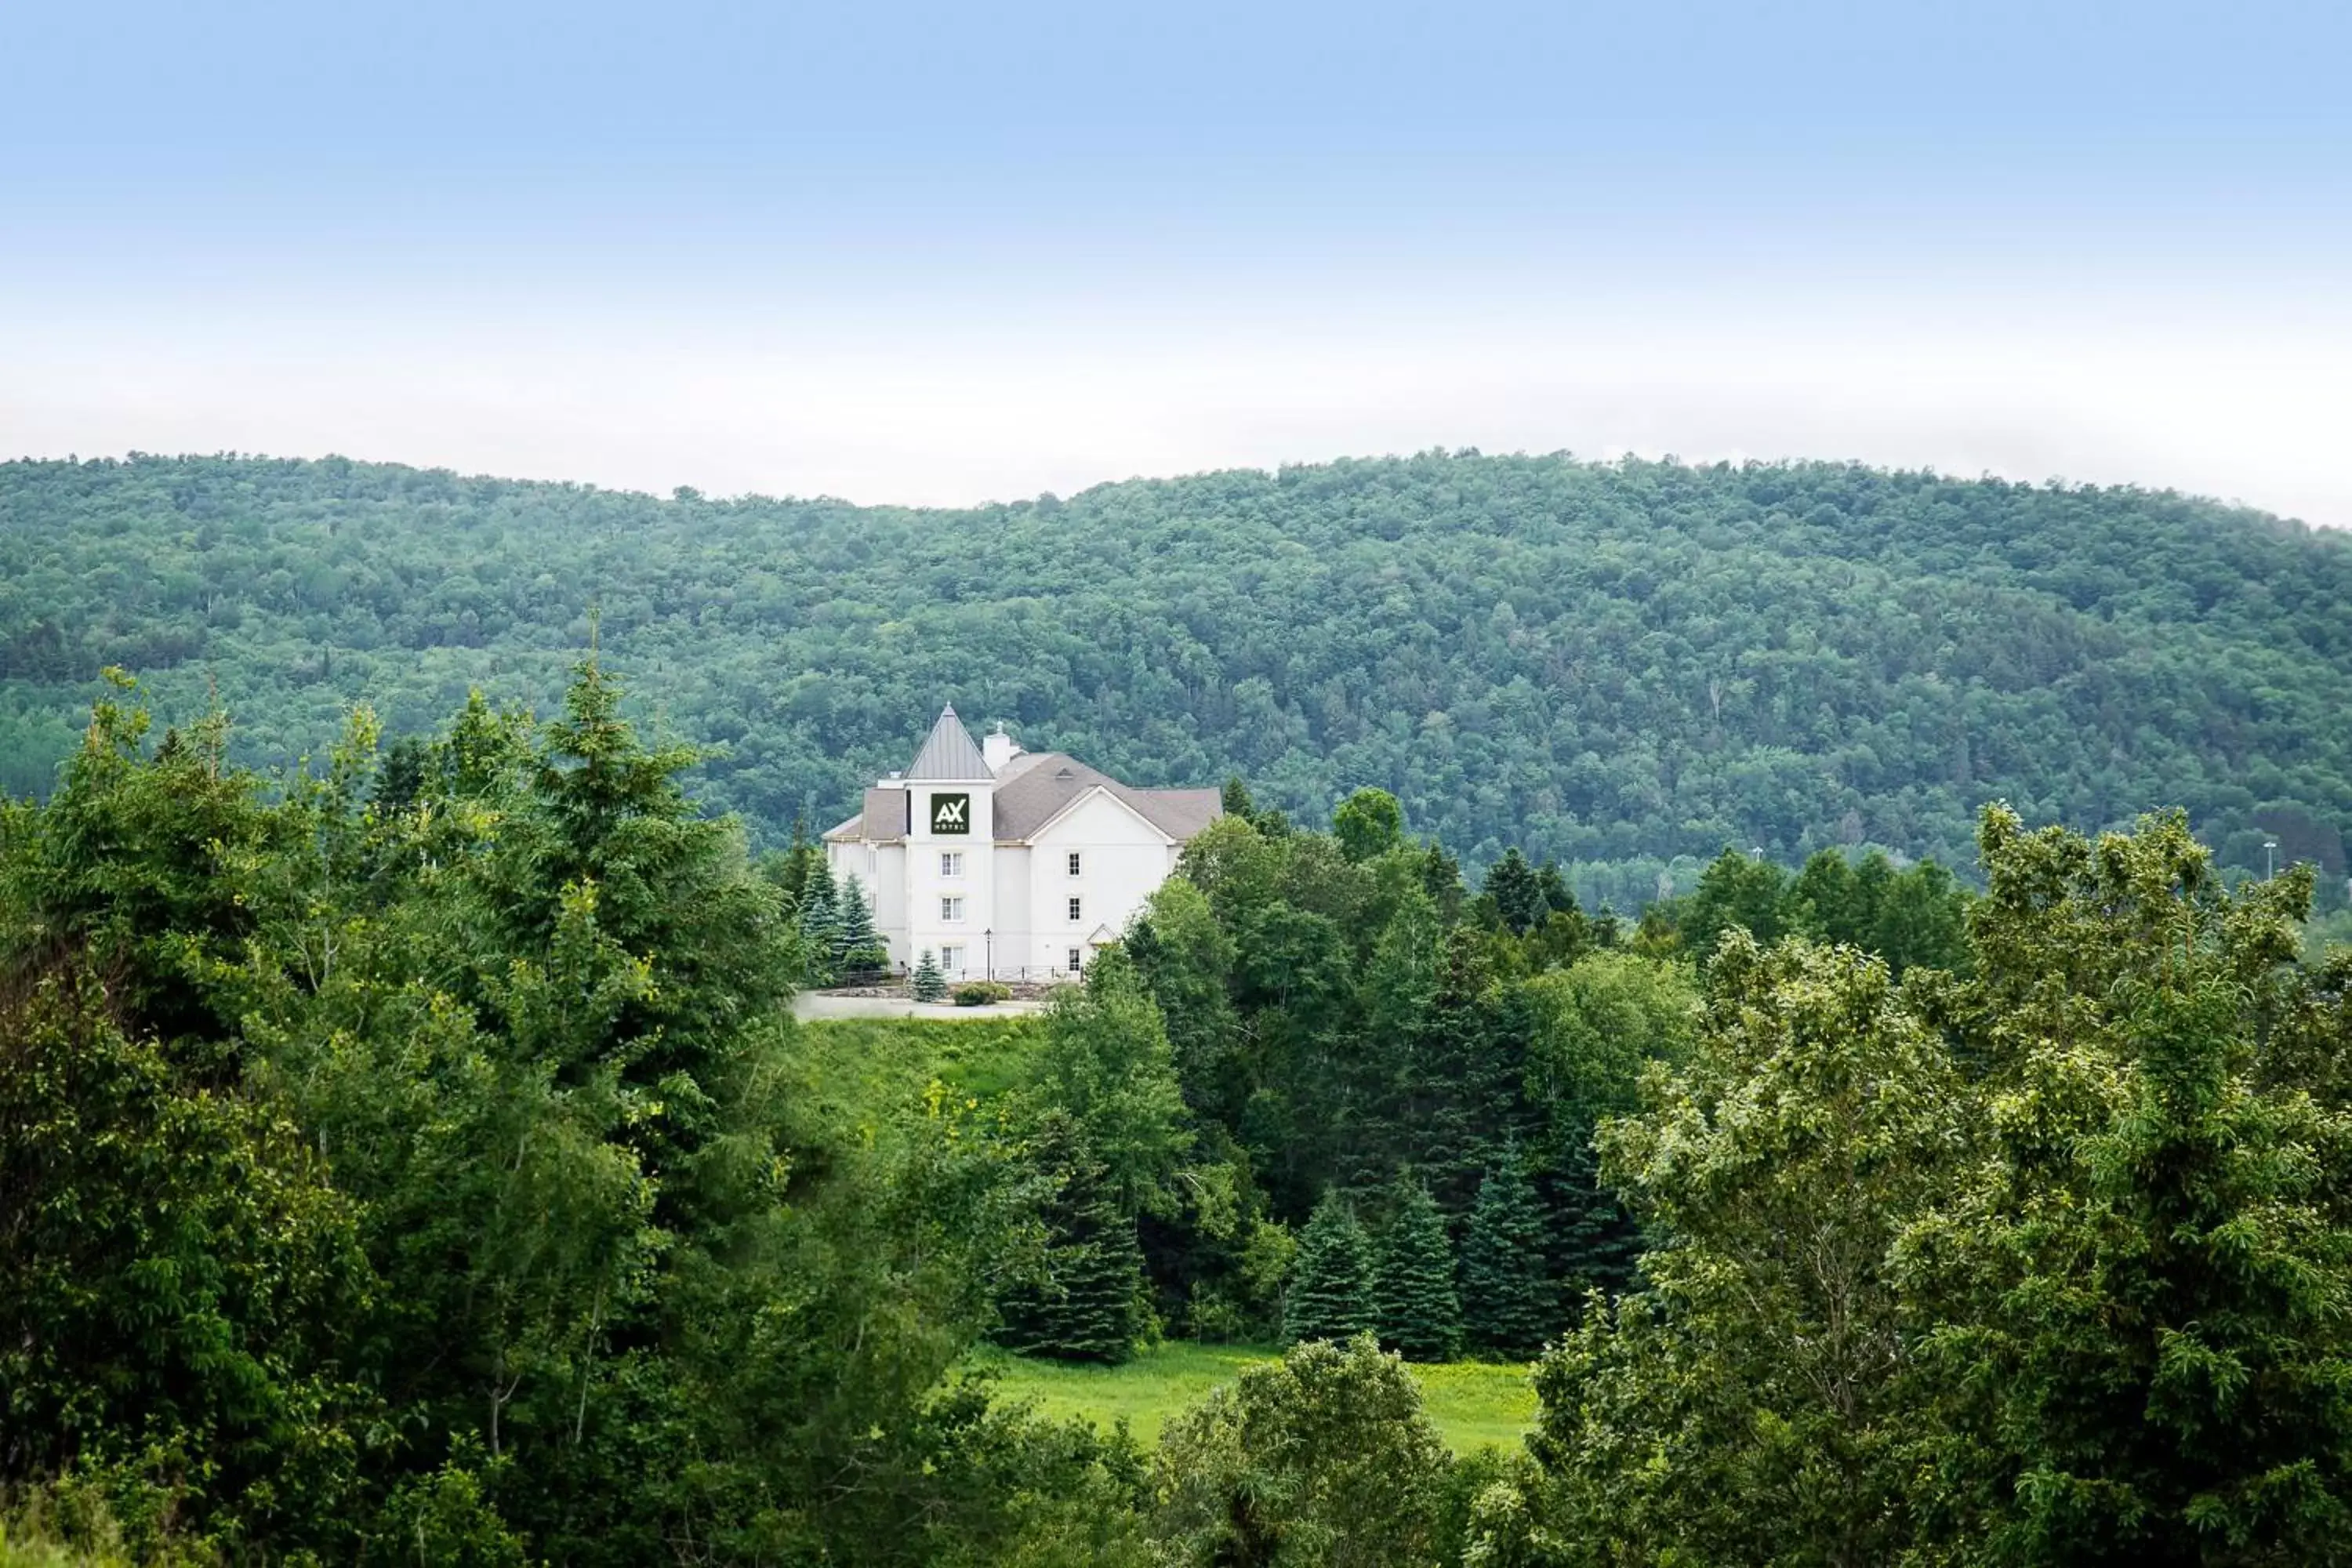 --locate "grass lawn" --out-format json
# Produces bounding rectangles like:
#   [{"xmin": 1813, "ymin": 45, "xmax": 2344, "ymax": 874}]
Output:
[
  {"xmin": 965, "ymin": 1341, "xmax": 1538, "ymax": 1454},
  {"xmin": 793, "ymin": 1015, "xmax": 1043, "ymax": 1119}
]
